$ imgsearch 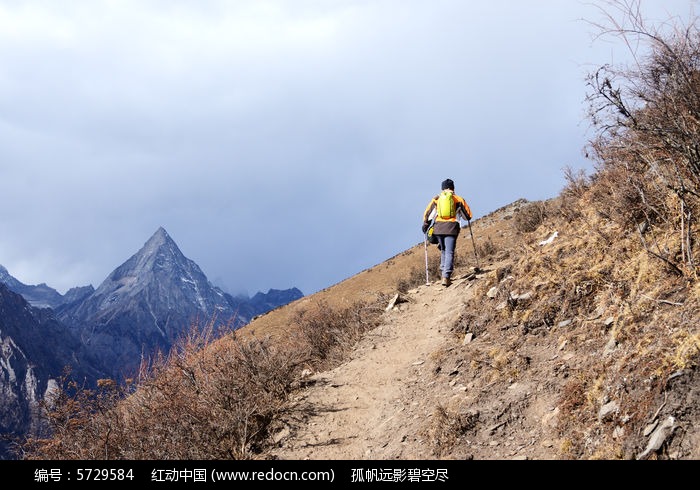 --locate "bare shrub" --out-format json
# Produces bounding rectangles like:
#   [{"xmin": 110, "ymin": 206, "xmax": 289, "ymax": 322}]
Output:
[
  {"xmin": 20, "ymin": 318, "xmax": 305, "ymax": 460},
  {"xmin": 584, "ymin": 0, "xmax": 700, "ymax": 275},
  {"xmin": 397, "ymin": 266, "xmax": 425, "ymax": 292},
  {"xmin": 422, "ymin": 403, "xmax": 478, "ymax": 458},
  {"xmin": 20, "ymin": 373, "xmax": 135, "ymax": 460},
  {"xmin": 476, "ymin": 236, "xmax": 497, "ymax": 259},
  {"xmin": 558, "ymin": 166, "xmax": 590, "ymax": 222},
  {"xmin": 291, "ymin": 298, "xmax": 385, "ymax": 371},
  {"xmin": 512, "ymin": 201, "xmax": 548, "ymax": 233},
  {"xmin": 117, "ymin": 329, "xmax": 303, "ymax": 459}
]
